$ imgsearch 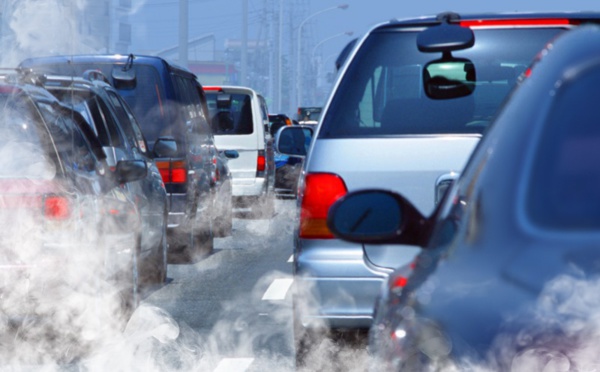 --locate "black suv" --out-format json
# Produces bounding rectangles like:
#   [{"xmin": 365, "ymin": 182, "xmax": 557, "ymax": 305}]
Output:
[
  {"xmin": 21, "ymin": 55, "xmax": 218, "ymax": 261},
  {"xmin": 40, "ymin": 72, "xmax": 169, "ymax": 285}
]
